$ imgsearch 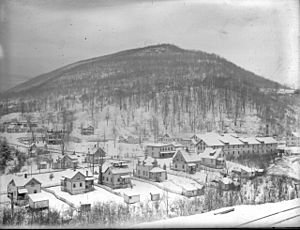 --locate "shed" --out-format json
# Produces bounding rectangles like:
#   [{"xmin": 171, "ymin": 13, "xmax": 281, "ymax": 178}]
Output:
[
  {"xmin": 182, "ymin": 184, "xmax": 198, "ymax": 197},
  {"xmin": 124, "ymin": 191, "xmax": 140, "ymax": 204},
  {"xmin": 28, "ymin": 193, "xmax": 49, "ymax": 210},
  {"xmin": 150, "ymin": 192, "xmax": 160, "ymax": 201}
]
